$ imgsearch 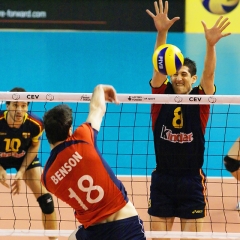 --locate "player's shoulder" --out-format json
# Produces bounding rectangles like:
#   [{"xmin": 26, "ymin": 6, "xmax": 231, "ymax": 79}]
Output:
[
  {"xmin": 76, "ymin": 122, "xmax": 93, "ymax": 131},
  {"xmin": 0, "ymin": 110, "xmax": 7, "ymax": 120},
  {"xmin": 74, "ymin": 122, "xmax": 92, "ymax": 134},
  {"xmin": 73, "ymin": 122, "xmax": 95, "ymax": 142},
  {"xmin": 26, "ymin": 112, "xmax": 43, "ymax": 125},
  {"xmin": 0, "ymin": 110, "xmax": 5, "ymax": 117}
]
